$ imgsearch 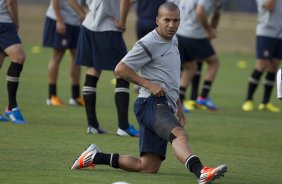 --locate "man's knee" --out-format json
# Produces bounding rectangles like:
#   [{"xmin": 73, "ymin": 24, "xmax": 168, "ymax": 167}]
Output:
[
  {"xmin": 139, "ymin": 154, "xmax": 162, "ymax": 173},
  {"xmin": 141, "ymin": 165, "xmax": 160, "ymax": 174},
  {"xmin": 171, "ymin": 127, "xmax": 189, "ymax": 142},
  {"xmin": 6, "ymin": 44, "xmax": 26, "ymax": 64},
  {"xmin": 15, "ymin": 53, "xmax": 25, "ymax": 64},
  {"xmin": 182, "ymin": 61, "xmax": 196, "ymax": 70},
  {"xmin": 9, "ymin": 52, "xmax": 25, "ymax": 64}
]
